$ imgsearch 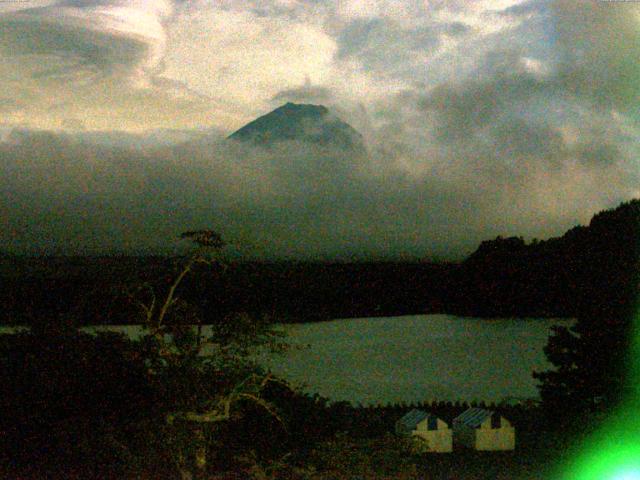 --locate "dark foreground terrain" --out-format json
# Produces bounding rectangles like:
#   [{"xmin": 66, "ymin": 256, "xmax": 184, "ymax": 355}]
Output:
[{"xmin": 0, "ymin": 200, "xmax": 637, "ymax": 479}]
